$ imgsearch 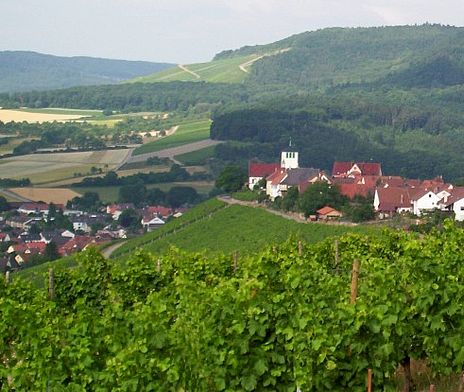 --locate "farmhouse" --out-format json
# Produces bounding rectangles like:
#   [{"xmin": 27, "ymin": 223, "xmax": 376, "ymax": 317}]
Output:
[{"xmin": 332, "ymin": 161, "xmax": 382, "ymax": 178}]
